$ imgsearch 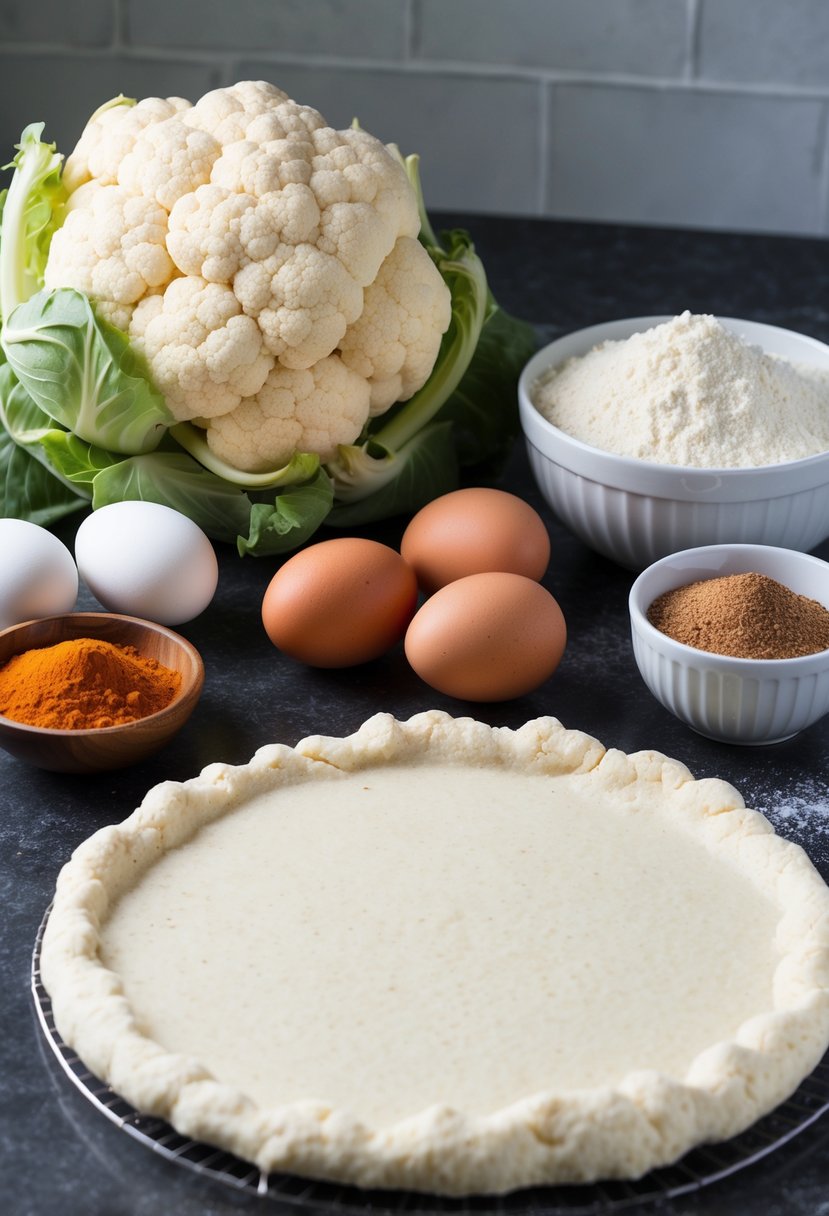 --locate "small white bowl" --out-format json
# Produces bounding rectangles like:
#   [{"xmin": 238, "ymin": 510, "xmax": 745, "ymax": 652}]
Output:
[
  {"xmin": 518, "ymin": 316, "xmax": 829, "ymax": 570},
  {"xmin": 629, "ymin": 544, "xmax": 829, "ymax": 745}
]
